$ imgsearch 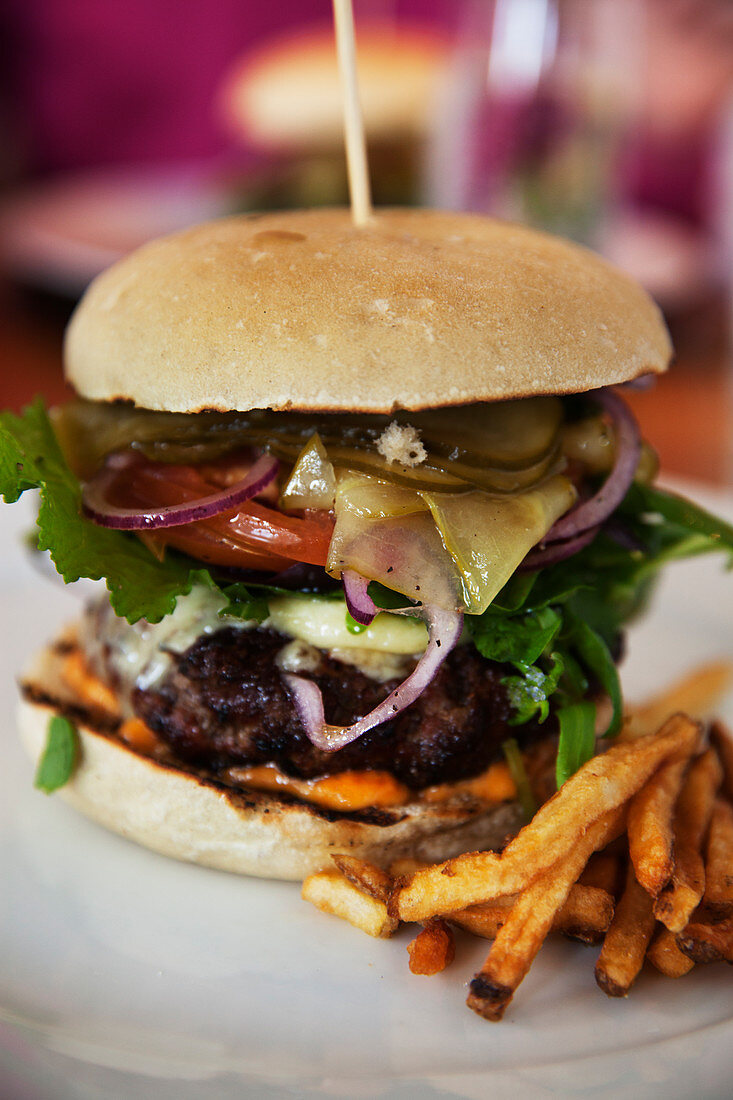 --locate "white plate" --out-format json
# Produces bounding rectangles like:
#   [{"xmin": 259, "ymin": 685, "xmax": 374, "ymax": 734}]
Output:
[{"xmin": 1, "ymin": 483, "xmax": 732, "ymax": 1100}]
